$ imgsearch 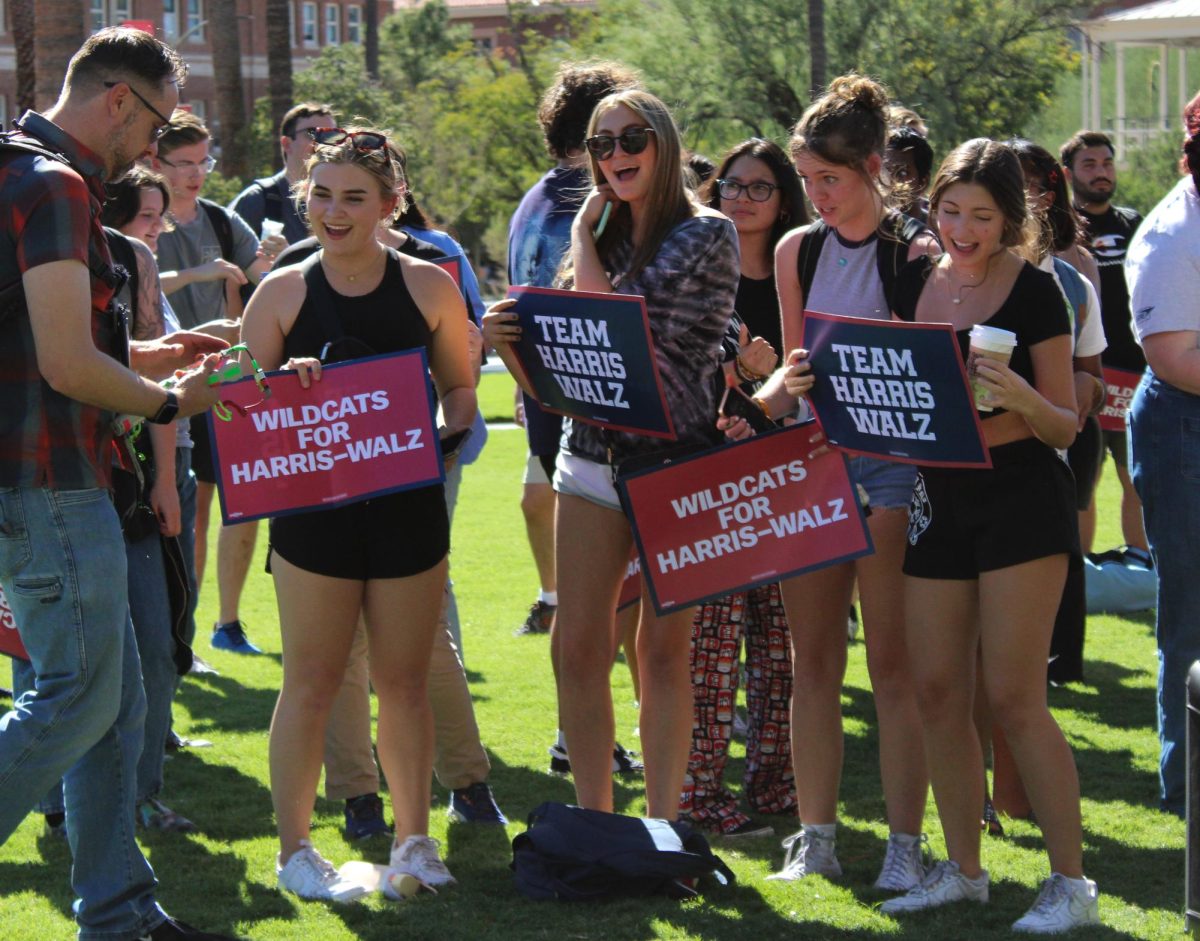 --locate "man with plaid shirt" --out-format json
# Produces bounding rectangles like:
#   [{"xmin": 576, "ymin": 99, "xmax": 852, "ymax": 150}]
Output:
[{"xmin": 0, "ymin": 28, "xmax": 237, "ymax": 941}]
